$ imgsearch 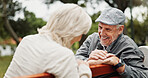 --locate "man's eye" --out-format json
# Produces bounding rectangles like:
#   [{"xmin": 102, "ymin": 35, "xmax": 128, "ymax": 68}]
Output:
[
  {"xmin": 106, "ymin": 28, "xmax": 111, "ymax": 31},
  {"xmin": 99, "ymin": 26, "xmax": 102, "ymax": 29}
]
